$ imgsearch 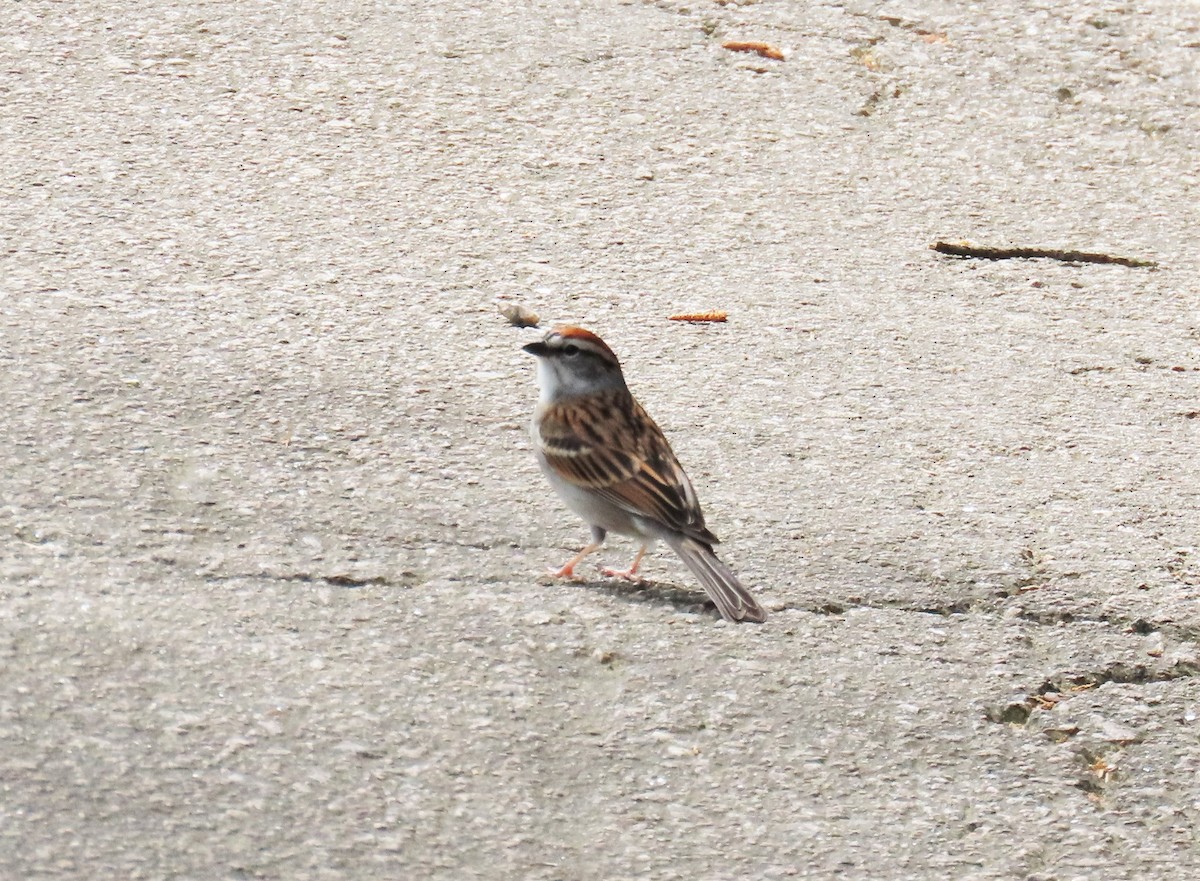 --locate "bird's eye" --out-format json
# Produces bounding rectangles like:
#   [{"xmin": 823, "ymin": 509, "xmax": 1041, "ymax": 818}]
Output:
[{"xmin": 562, "ymin": 344, "xmax": 580, "ymax": 357}]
